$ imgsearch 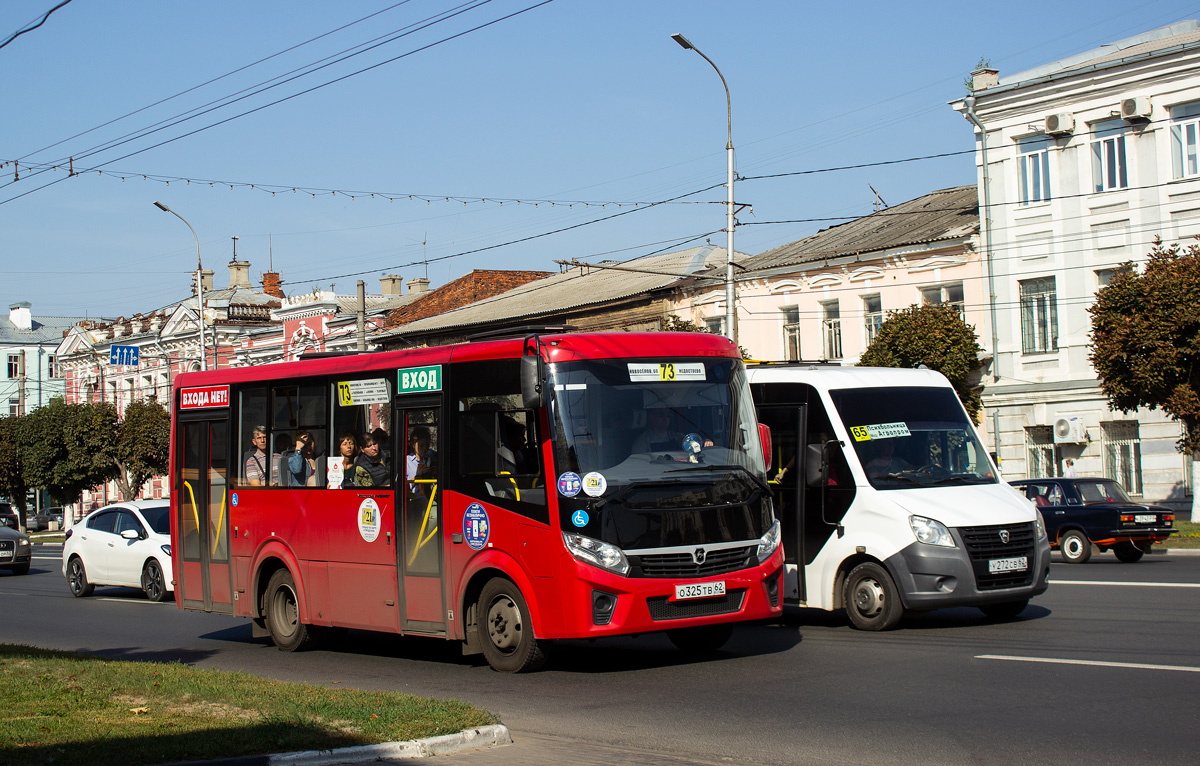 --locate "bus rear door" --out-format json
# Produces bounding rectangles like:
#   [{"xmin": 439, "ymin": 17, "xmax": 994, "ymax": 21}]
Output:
[
  {"xmin": 397, "ymin": 402, "xmax": 446, "ymax": 634},
  {"xmin": 757, "ymin": 402, "xmax": 807, "ymax": 602},
  {"xmin": 176, "ymin": 412, "xmax": 234, "ymax": 614}
]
